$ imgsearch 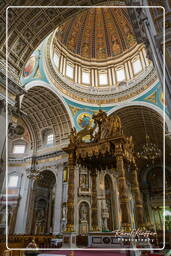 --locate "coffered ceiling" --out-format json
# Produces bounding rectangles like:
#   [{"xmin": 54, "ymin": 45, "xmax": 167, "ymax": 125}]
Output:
[{"xmin": 21, "ymin": 86, "xmax": 72, "ymax": 149}]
